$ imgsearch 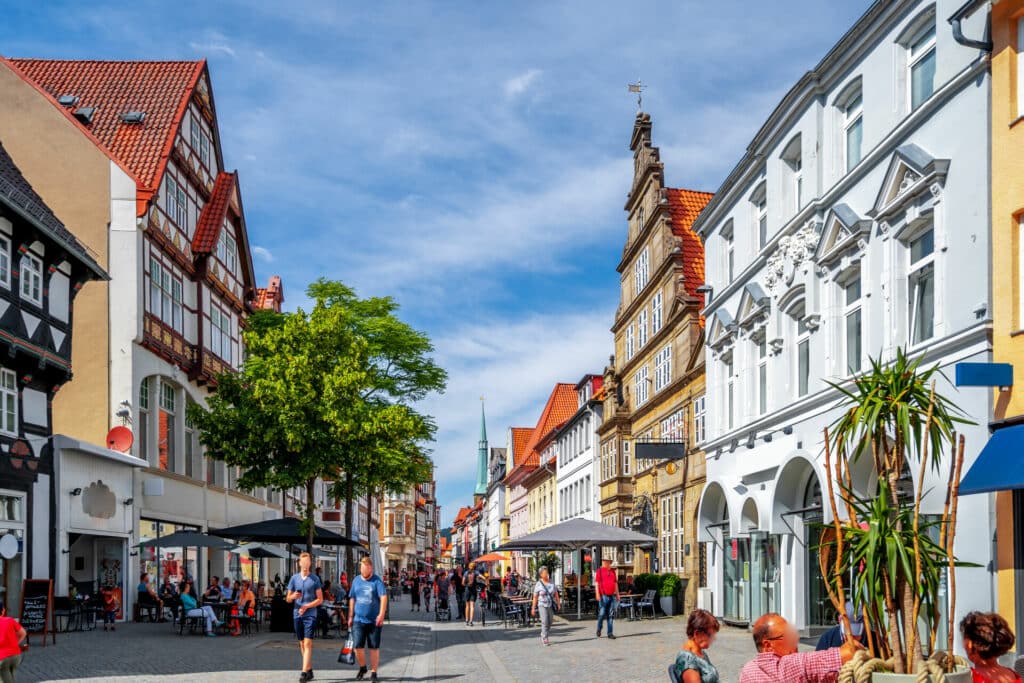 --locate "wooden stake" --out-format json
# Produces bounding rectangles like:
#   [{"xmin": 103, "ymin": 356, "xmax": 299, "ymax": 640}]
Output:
[
  {"xmin": 945, "ymin": 435, "xmax": 965, "ymax": 671},
  {"xmin": 823, "ymin": 427, "xmax": 853, "ymax": 640}
]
